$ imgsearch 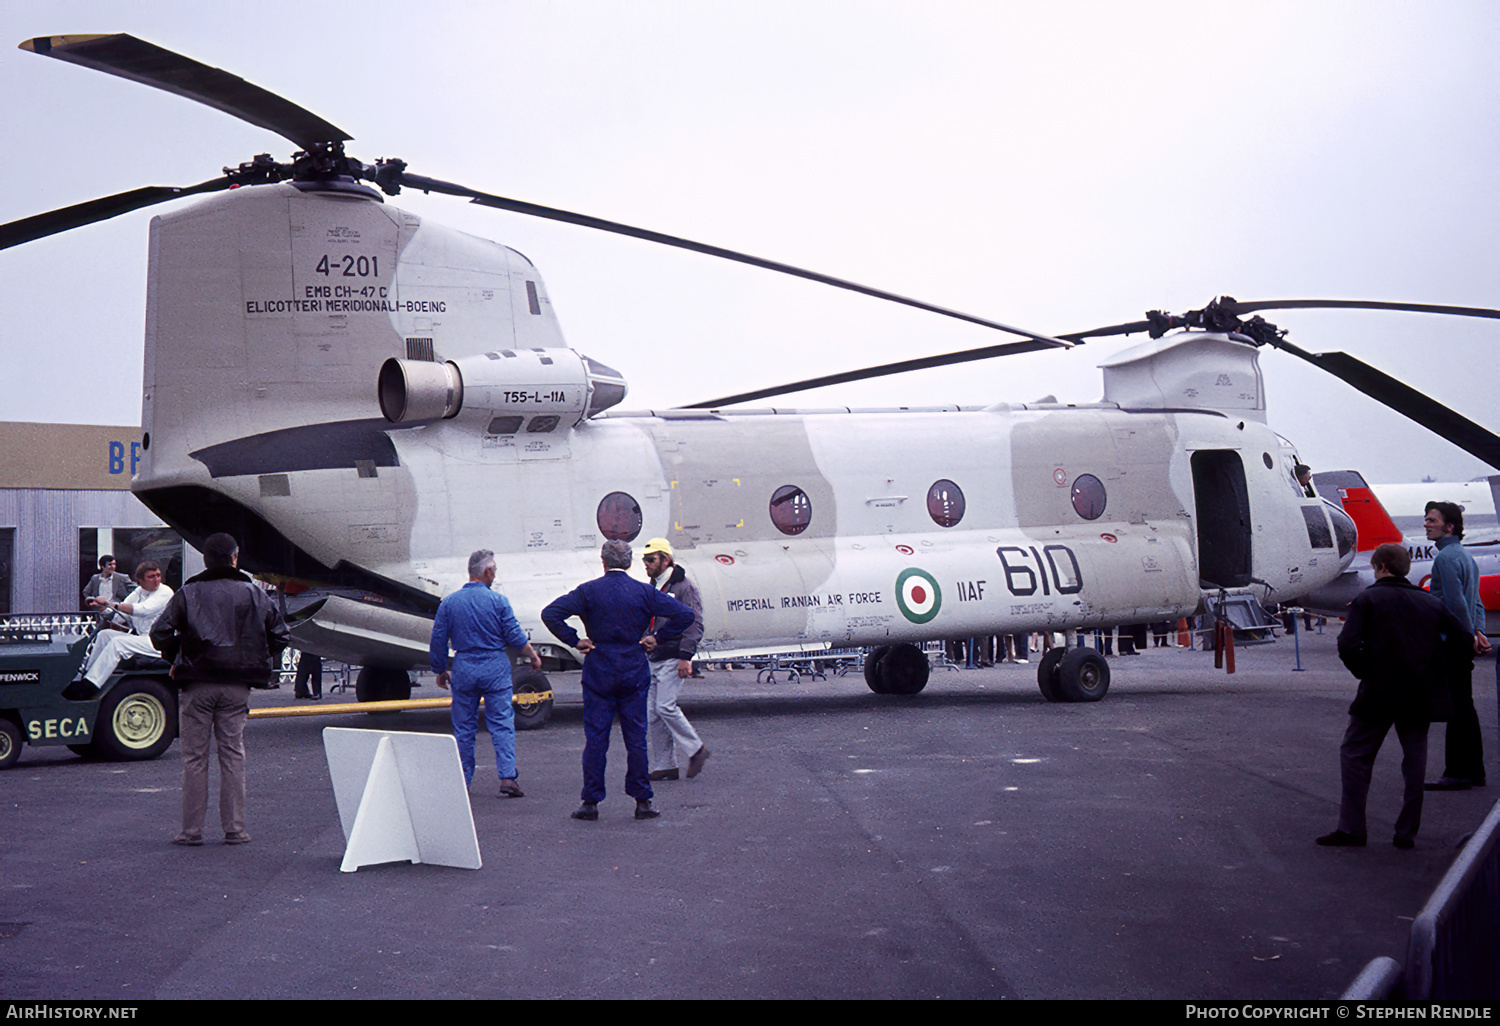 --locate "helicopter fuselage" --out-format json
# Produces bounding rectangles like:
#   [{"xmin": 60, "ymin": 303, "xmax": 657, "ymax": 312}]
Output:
[{"xmin": 130, "ymin": 184, "xmax": 1353, "ymax": 664}]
